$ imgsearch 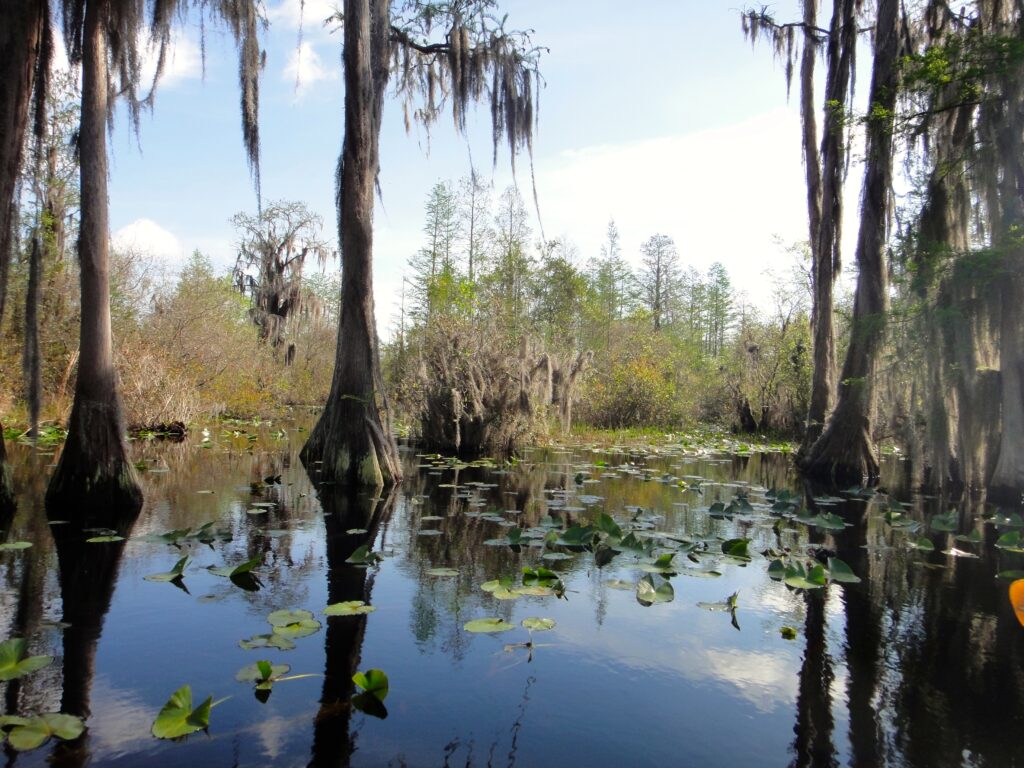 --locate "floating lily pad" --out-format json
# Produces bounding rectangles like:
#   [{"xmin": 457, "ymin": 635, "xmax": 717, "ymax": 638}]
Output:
[
  {"xmin": 604, "ymin": 579, "xmax": 634, "ymax": 590},
  {"xmin": 541, "ymin": 552, "xmax": 574, "ymax": 561},
  {"xmin": 908, "ymin": 537, "xmax": 936, "ymax": 552},
  {"xmin": 3, "ymin": 713, "xmax": 84, "ymax": 751},
  {"xmin": 463, "ymin": 617, "xmax": 516, "ymax": 633},
  {"xmin": 324, "ymin": 601, "xmax": 376, "ymax": 617},
  {"xmin": 426, "ymin": 567, "xmax": 459, "ymax": 577},
  {"xmin": 521, "ymin": 617, "xmax": 556, "ymax": 632},
  {"xmin": 267, "ymin": 610, "xmax": 320, "ymax": 638},
  {"xmin": 352, "ymin": 668, "xmax": 389, "ymax": 701},
  {"xmin": 0, "ymin": 541, "xmax": 32, "ymax": 551},
  {"xmin": 0, "ymin": 639, "xmax": 53, "ymax": 681},
  {"xmin": 780, "ymin": 626, "xmax": 799, "ymax": 640},
  {"xmin": 345, "ymin": 528, "xmax": 368, "ymax": 535},
  {"xmin": 239, "ymin": 634, "xmax": 296, "ymax": 651},
  {"xmin": 636, "ymin": 575, "xmax": 674, "ymax": 606},
  {"xmin": 208, "ymin": 556, "xmax": 261, "ymax": 578},
  {"xmin": 784, "ymin": 562, "xmax": 827, "ymax": 590},
  {"xmin": 827, "ymin": 557, "xmax": 861, "ymax": 584},
  {"xmin": 145, "ymin": 556, "xmax": 190, "ymax": 583},
  {"xmin": 151, "ymin": 684, "xmax": 220, "ymax": 739},
  {"xmin": 346, "ymin": 545, "xmax": 382, "ymax": 566},
  {"xmin": 235, "ymin": 661, "xmax": 290, "ymax": 683},
  {"xmin": 417, "ymin": 529, "xmax": 443, "ymax": 537},
  {"xmin": 86, "ymin": 535, "xmax": 124, "ymax": 543}
]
